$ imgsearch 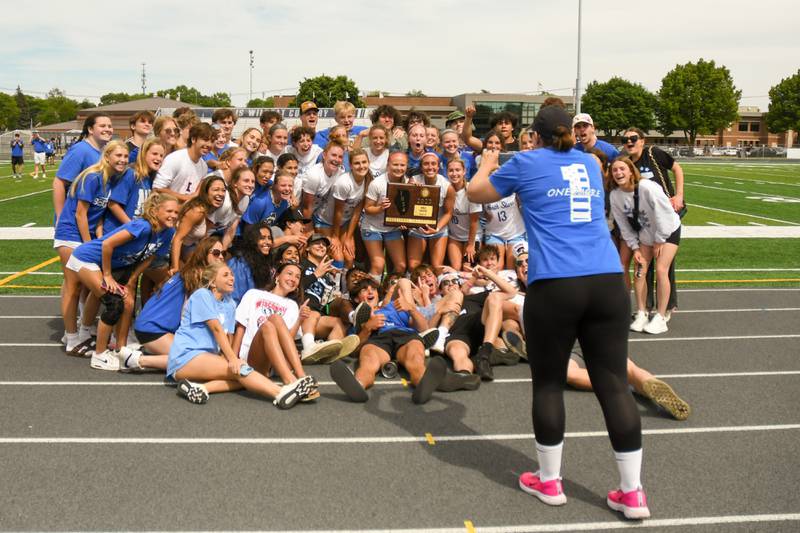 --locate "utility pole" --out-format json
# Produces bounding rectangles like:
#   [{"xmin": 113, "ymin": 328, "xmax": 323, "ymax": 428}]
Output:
[
  {"xmin": 141, "ymin": 63, "xmax": 147, "ymax": 95},
  {"xmin": 249, "ymin": 50, "xmax": 254, "ymax": 104},
  {"xmin": 575, "ymin": 0, "xmax": 583, "ymax": 114}
]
